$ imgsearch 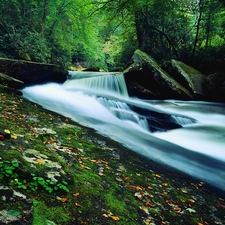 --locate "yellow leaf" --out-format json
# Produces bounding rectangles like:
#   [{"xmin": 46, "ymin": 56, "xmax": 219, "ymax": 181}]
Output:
[
  {"xmin": 11, "ymin": 135, "xmax": 17, "ymax": 140},
  {"xmin": 36, "ymin": 159, "xmax": 45, "ymax": 164},
  {"xmin": 4, "ymin": 129, "xmax": 10, "ymax": 134}
]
